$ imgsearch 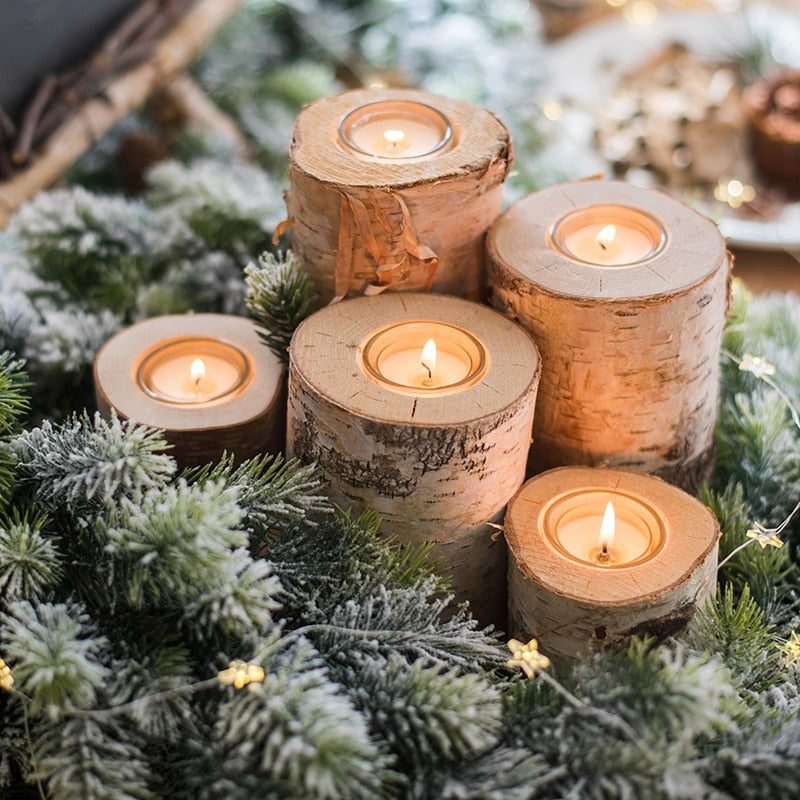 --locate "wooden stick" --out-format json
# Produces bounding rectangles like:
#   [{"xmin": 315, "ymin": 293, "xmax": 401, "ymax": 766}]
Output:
[{"xmin": 0, "ymin": 0, "xmax": 243, "ymax": 227}]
